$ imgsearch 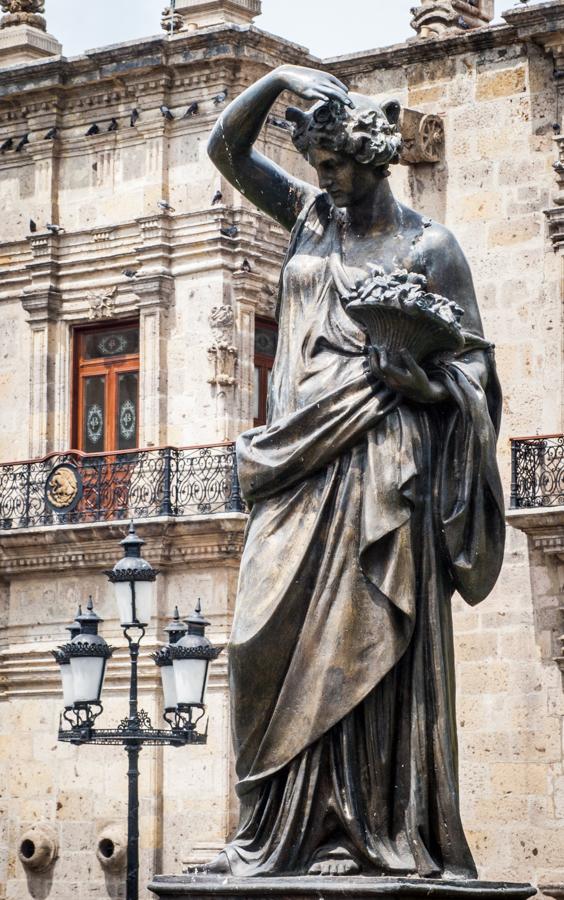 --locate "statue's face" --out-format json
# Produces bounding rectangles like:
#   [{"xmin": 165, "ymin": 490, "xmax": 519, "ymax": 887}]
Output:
[{"xmin": 308, "ymin": 147, "xmax": 375, "ymax": 209}]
